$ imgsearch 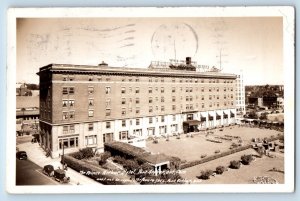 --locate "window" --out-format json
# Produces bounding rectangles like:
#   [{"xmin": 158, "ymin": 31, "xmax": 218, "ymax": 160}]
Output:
[
  {"xmin": 202, "ymin": 103, "xmax": 205, "ymax": 108},
  {"xmin": 136, "ymin": 119, "xmax": 140, "ymax": 125},
  {"xmin": 85, "ymin": 135, "xmax": 97, "ymax": 146},
  {"xmin": 161, "ymin": 87, "xmax": 164, "ymax": 93},
  {"xmin": 149, "ymin": 97, "xmax": 153, "ymax": 103},
  {"xmin": 209, "ymin": 95, "xmax": 212, "ymax": 100},
  {"xmin": 172, "ymin": 115, "xmax": 176, "ymax": 121},
  {"xmin": 106, "ymin": 77, "xmax": 111, "ymax": 81},
  {"xmin": 172, "ymin": 87, "xmax": 175, "ymax": 93},
  {"xmin": 70, "ymin": 125, "xmax": 75, "ymax": 133},
  {"xmin": 209, "ymin": 102, "xmax": 212, "ymax": 107},
  {"xmin": 209, "ymin": 87, "xmax": 212, "ymax": 92},
  {"xmin": 224, "ymin": 95, "xmax": 227, "ymax": 99},
  {"xmin": 105, "ymin": 86, "xmax": 111, "ymax": 94},
  {"xmin": 186, "ymin": 88, "xmax": 189, "ymax": 92},
  {"xmin": 156, "ymin": 106, "xmax": 158, "ymax": 111},
  {"xmin": 121, "ymin": 87, "xmax": 126, "ymax": 94},
  {"xmin": 106, "ymin": 99, "xmax": 111, "ymax": 107},
  {"xmin": 201, "ymin": 87, "xmax": 204, "ymax": 92},
  {"xmin": 224, "ymin": 87, "xmax": 227, "ymax": 92},
  {"xmin": 161, "ymin": 116, "xmax": 165, "ymax": 122},
  {"xmin": 201, "ymin": 95, "xmax": 204, "ymax": 100},
  {"xmin": 190, "ymin": 96, "xmax": 193, "ymax": 101},
  {"xmin": 122, "ymin": 98, "xmax": 126, "ymax": 105},
  {"xmin": 88, "ymin": 123, "xmax": 93, "ymax": 131},
  {"xmin": 161, "ymin": 78, "xmax": 164, "ymax": 82},
  {"xmin": 180, "ymin": 79, "xmax": 183, "ymax": 83},
  {"xmin": 149, "ymin": 77, "xmax": 152, "ymax": 82},
  {"xmin": 69, "ymin": 87, "xmax": 74, "ymax": 95},
  {"xmin": 172, "ymin": 105, "xmax": 176, "ymax": 111},
  {"xmin": 88, "ymin": 110, "xmax": 94, "ymax": 117},
  {"xmin": 172, "ymin": 78, "xmax": 175, "ymax": 83},
  {"xmin": 63, "ymin": 76, "xmax": 67, "ymax": 81},
  {"xmin": 217, "ymin": 102, "xmax": 219, "ymax": 107},
  {"xmin": 88, "ymin": 99, "xmax": 94, "ymax": 106},
  {"xmin": 217, "ymin": 95, "xmax": 219, "ymax": 100},
  {"xmin": 201, "ymin": 79, "xmax": 204, "ymax": 83},
  {"xmin": 161, "ymin": 97, "xmax": 164, "ymax": 102},
  {"xmin": 172, "ymin": 96, "xmax": 176, "ymax": 102},
  {"xmin": 106, "ymin": 122, "xmax": 111, "ymax": 129},
  {"xmin": 129, "ymin": 87, "xmax": 132, "ymax": 93},
  {"xmin": 62, "ymin": 87, "xmax": 68, "ymax": 95},
  {"xmin": 136, "ymin": 107, "xmax": 140, "ymax": 114},
  {"xmin": 136, "ymin": 98, "xmax": 140, "ymax": 104},
  {"xmin": 149, "ymin": 117, "xmax": 153, "ymax": 124},
  {"xmin": 88, "ymin": 75, "xmax": 93, "ymax": 81},
  {"xmin": 122, "ymin": 108, "xmax": 126, "ymax": 116},
  {"xmin": 161, "ymin": 106, "xmax": 165, "ymax": 111},
  {"xmin": 122, "ymin": 120, "xmax": 126, "ymax": 127},
  {"xmin": 149, "ymin": 106, "xmax": 153, "ymax": 113},
  {"xmin": 62, "ymin": 112, "xmax": 68, "ymax": 120},
  {"xmin": 69, "ymin": 100, "xmax": 74, "ymax": 107},
  {"xmin": 135, "ymin": 87, "xmax": 140, "ymax": 93},
  {"xmin": 186, "ymin": 96, "xmax": 189, "ymax": 101},
  {"xmin": 119, "ymin": 131, "xmax": 128, "ymax": 140},
  {"xmin": 216, "ymin": 87, "xmax": 219, "ymax": 92},
  {"xmin": 69, "ymin": 111, "xmax": 75, "ymax": 119},
  {"xmin": 195, "ymin": 79, "xmax": 198, "ymax": 83},
  {"xmin": 136, "ymin": 77, "xmax": 139, "ymax": 82},
  {"xmin": 106, "ymin": 109, "xmax": 111, "ymax": 116},
  {"xmin": 88, "ymin": 87, "xmax": 94, "ymax": 95},
  {"xmin": 149, "ymin": 87, "xmax": 152, "ymax": 93},
  {"xmin": 62, "ymin": 100, "xmax": 68, "ymax": 107},
  {"xmin": 121, "ymin": 77, "xmax": 125, "ymax": 82},
  {"xmin": 63, "ymin": 126, "xmax": 68, "ymax": 134},
  {"xmin": 190, "ymin": 87, "xmax": 193, "ymax": 92}
]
